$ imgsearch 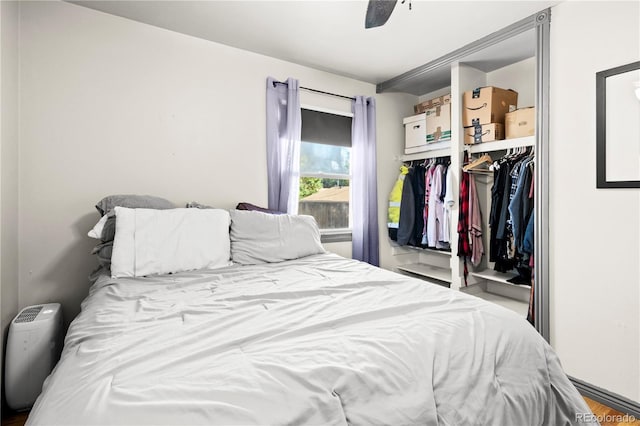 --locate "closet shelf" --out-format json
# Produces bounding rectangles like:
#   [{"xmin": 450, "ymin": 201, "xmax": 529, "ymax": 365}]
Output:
[
  {"xmin": 469, "ymin": 269, "xmax": 531, "ymax": 287},
  {"xmin": 422, "ymin": 248, "xmax": 452, "ymax": 256},
  {"xmin": 392, "ymin": 245, "xmax": 451, "ymax": 256},
  {"xmin": 396, "ymin": 263, "xmax": 452, "ymax": 283},
  {"xmin": 467, "ymin": 136, "xmax": 535, "ymax": 153},
  {"xmin": 401, "ymin": 141, "xmax": 451, "ymax": 162}
]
